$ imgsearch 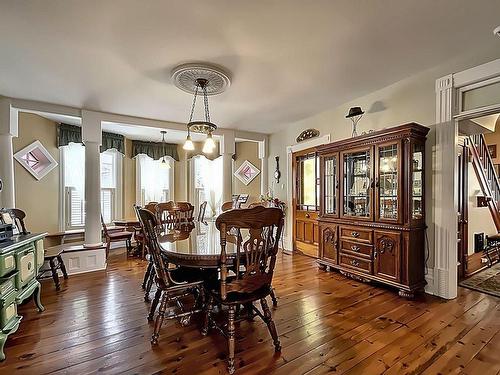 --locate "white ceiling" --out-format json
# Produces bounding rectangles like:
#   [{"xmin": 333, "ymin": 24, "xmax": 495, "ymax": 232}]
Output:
[{"xmin": 1, "ymin": 1, "xmax": 500, "ymax": 133}]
